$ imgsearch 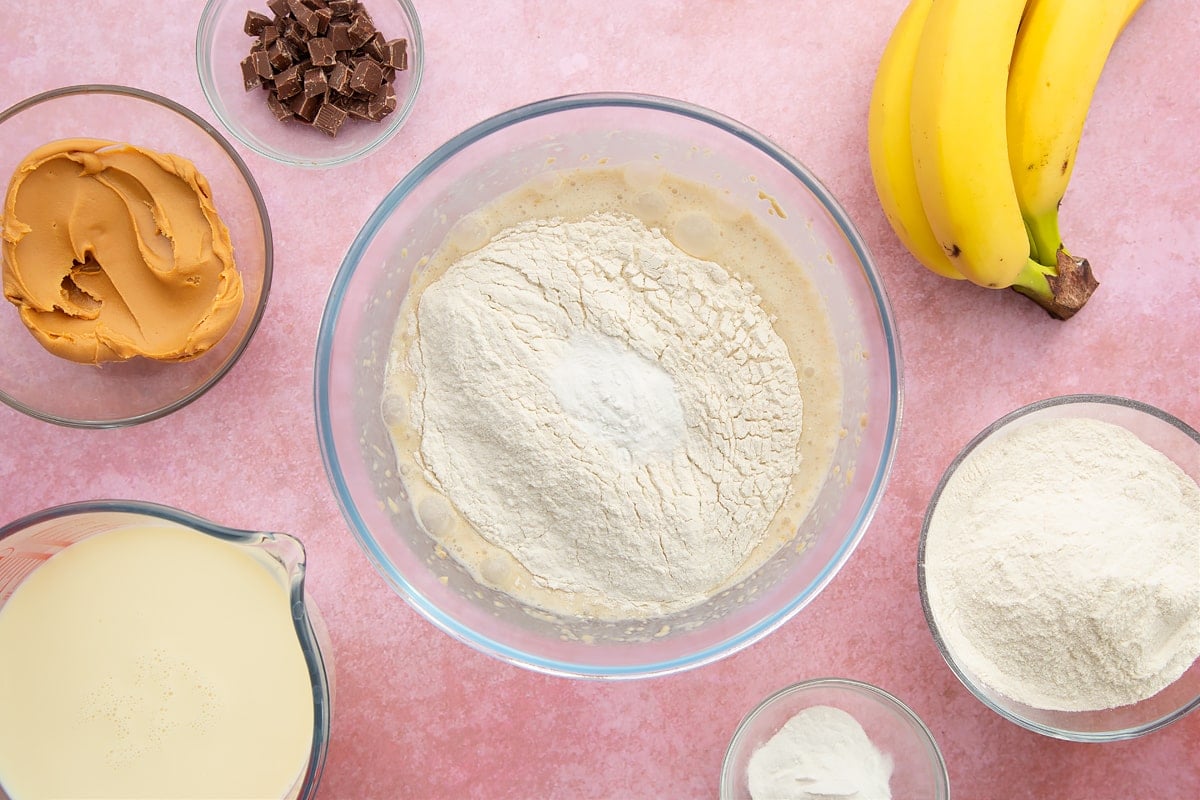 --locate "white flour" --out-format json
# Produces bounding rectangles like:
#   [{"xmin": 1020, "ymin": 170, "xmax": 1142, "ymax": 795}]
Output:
[
  {"xmin": 924, "ymin": 416, "xmax": 1200, "ymax": 711},
  {"xmin": 406, "ymin": 212, "xmax": 804, "ymax": 616},
  {"xmin": 747, "ymin": 705, "xmax": 892, "ymax": 800}
]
